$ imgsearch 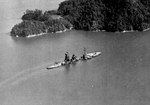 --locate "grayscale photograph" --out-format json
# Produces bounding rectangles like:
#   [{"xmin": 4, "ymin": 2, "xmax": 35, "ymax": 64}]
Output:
[{"xmin": 0, "ymin": 0, "xmax": 150, "ymax": 105}]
